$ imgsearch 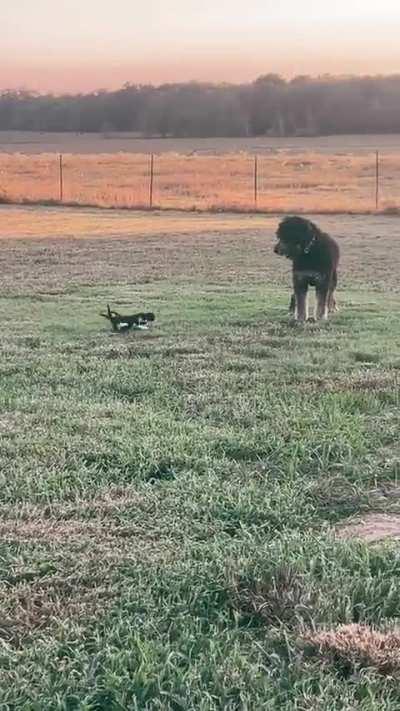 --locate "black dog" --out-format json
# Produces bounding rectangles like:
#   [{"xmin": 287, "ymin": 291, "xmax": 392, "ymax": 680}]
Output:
[{"xmin": 274, "ymin": 216, "xmax": 339, "ymax": 322}]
